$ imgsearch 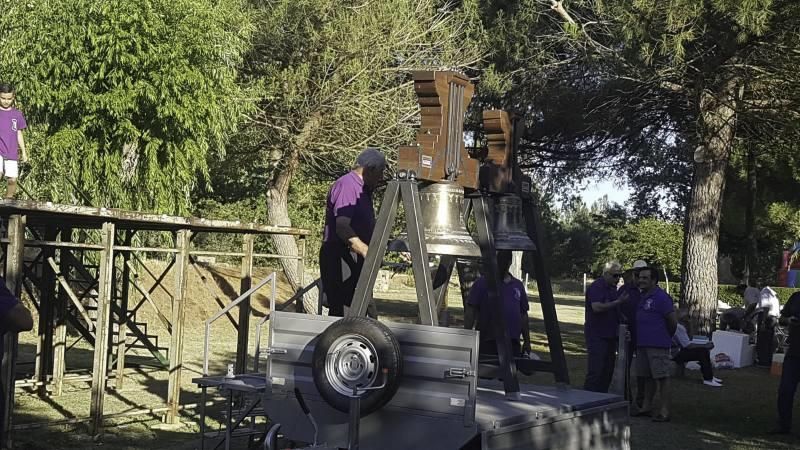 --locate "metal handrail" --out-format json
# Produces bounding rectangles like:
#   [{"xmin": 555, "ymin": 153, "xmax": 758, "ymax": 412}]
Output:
[
  {"xmin": 252, "ymin": 278, "xmax": 321, "ymax": 372},
  {"xmin": 202, "ymin": 272, "xmax": 276, "ymax": 376}
]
